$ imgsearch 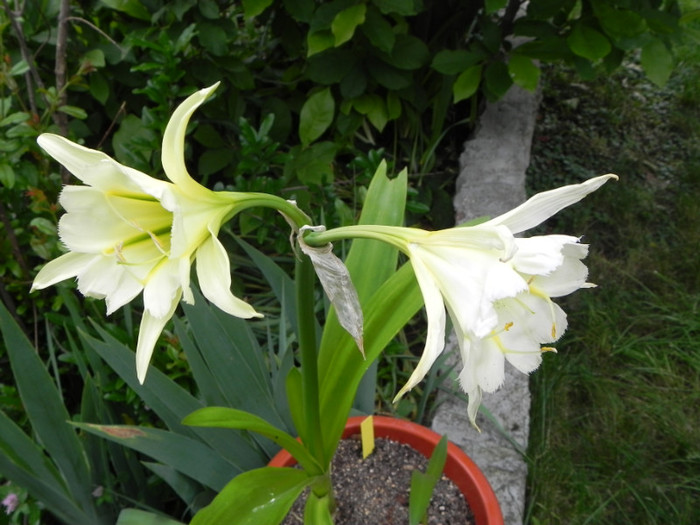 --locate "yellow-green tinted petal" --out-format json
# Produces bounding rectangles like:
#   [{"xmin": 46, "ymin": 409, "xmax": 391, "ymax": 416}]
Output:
[
  {"xmin": 196, "ymin": 235, "xmax": 262, "ymax": 319},
  {"xmin": 37, "ymin": 134, "xmax": 167, "ymax": 197},
  {"xmin": 161, "ymin": 83, "xmax": 220, "ymax": 192}
]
